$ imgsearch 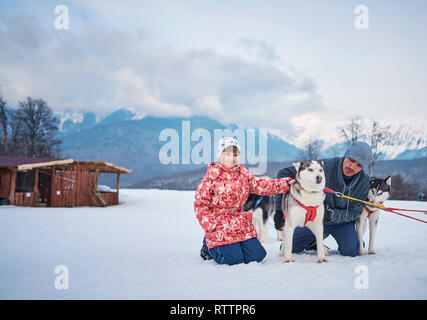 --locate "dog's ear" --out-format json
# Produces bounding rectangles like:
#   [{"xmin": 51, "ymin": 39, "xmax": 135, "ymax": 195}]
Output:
[
  {"xmin": 293, "ymin": 162, "xmax": 302, "ymax": 172},
  {"xmin": 320, "ymin": 161, "xmax": 325, "ymax": 168},
  {"xmin": 370, "ymin": 177, "xmax": 376, "ymax": 185},
  {"xmin": 385, "ymin": 176, "xmax": 391, "ymax": 186}
]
